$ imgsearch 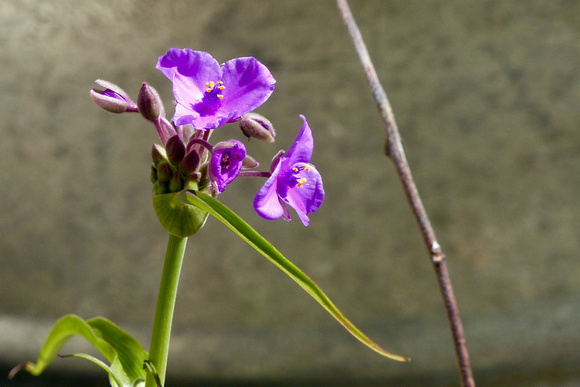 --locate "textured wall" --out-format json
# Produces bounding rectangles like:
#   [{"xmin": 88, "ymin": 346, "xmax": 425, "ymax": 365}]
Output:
[{"xmin": 1, "ymin": 1, "xmax": 580, "ymax": 385}]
